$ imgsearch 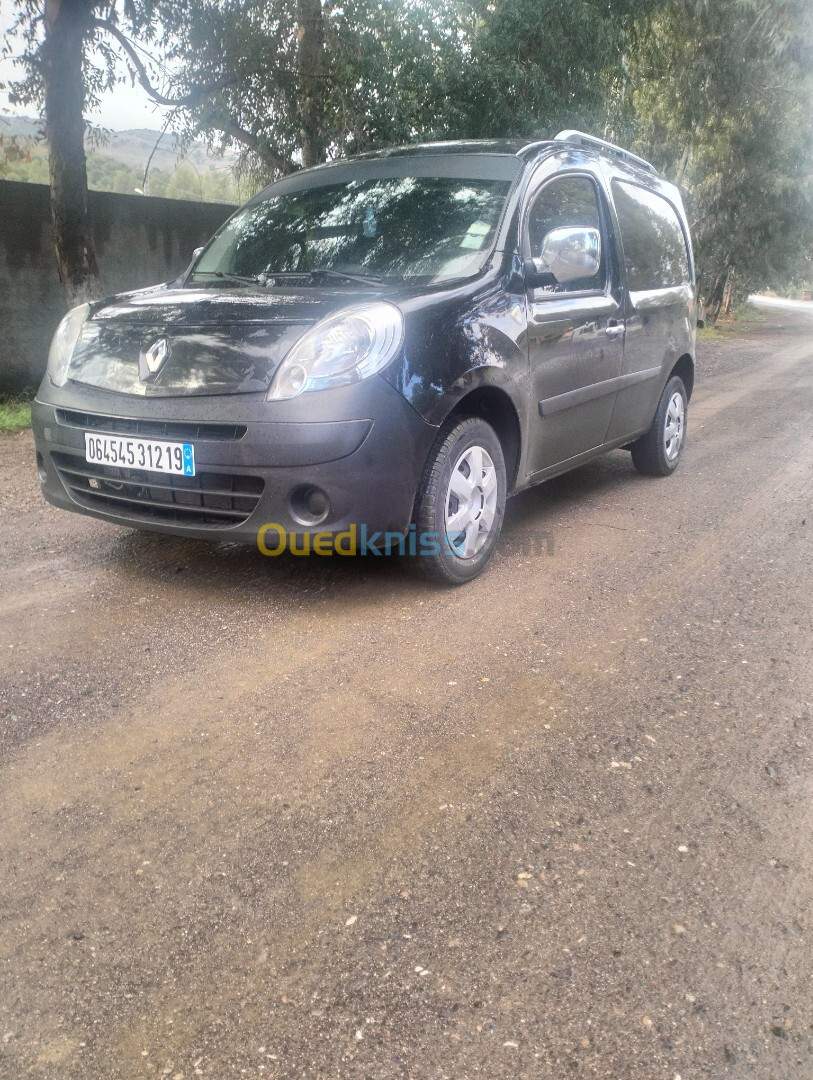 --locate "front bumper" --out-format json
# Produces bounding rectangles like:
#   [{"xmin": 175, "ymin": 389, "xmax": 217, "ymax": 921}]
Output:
[{"xmin": 33, "ymin": 376, "xmax": 438, "ymax": 544}]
